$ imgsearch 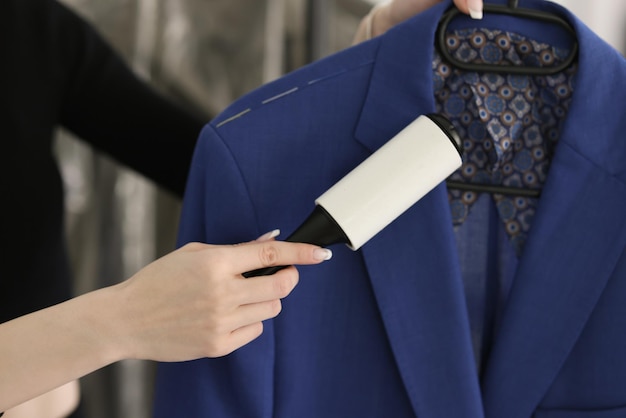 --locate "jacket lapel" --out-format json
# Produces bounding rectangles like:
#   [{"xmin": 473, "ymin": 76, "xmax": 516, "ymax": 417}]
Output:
[
  {"xmin": 354, "ymin": 1, "xmax": 626, "ymax": 416},
  {"xmin": 360, "ymin": 194, "xmax": 485, "ymax": 417},
  {"xmin": 353, "ymin": 3, "xmax": 484, "ymax": 416},
  {"xmin": 481, "ymin": 9, "xmax": 626, "ymax": 417},
  {"xmin": 481, "ymin": 145, "xmax": 626, "ymax": 418}
]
